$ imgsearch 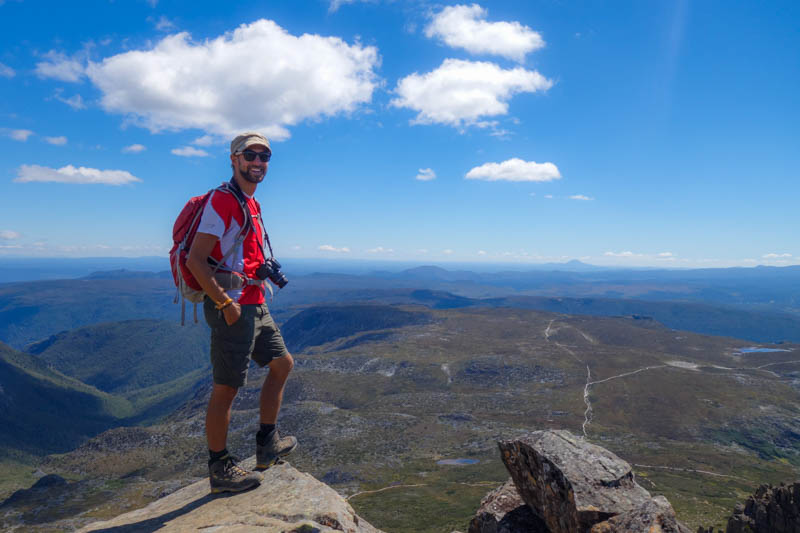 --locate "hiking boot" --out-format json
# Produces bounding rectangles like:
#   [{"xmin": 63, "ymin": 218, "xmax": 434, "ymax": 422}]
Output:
[
  {"xmin": 256, "ymin": 429, "xmax": 297, "ymax": 470},
  {"xmin": 209, "ymin": 454, "xmax": 262, "ymax": 494}
]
